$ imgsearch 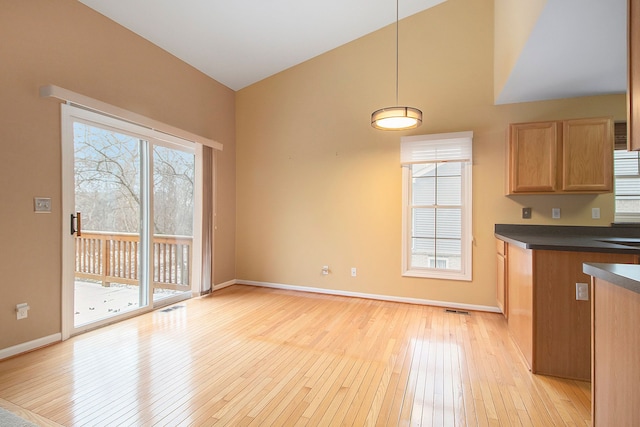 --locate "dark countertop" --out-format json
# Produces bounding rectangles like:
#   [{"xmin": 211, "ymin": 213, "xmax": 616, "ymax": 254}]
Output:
[
  {"xmin": 583, "ymin": 263, "xmax": 640, "ymax": 294},
  {"xmin": 495, "ymin": 224, "xmax": 640, "ymax": 254}
]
